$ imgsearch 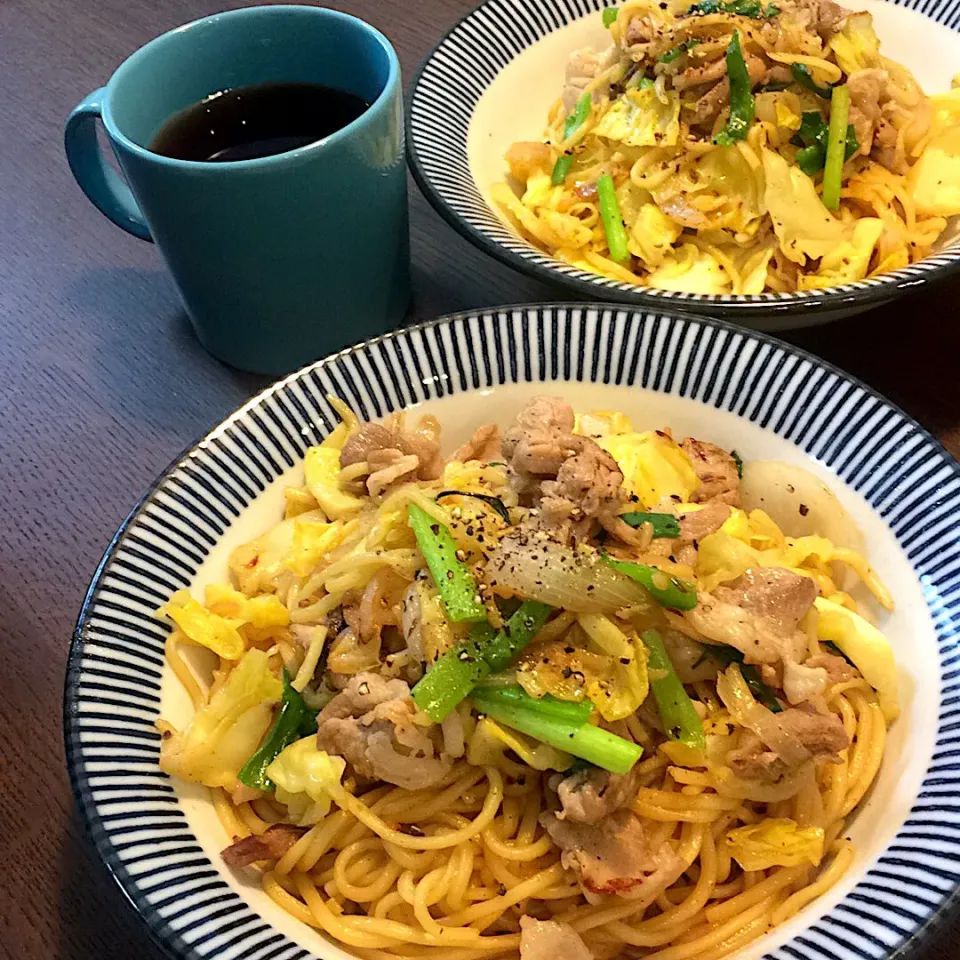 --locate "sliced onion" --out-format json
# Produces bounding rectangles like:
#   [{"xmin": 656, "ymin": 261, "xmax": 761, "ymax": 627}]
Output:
[
  {"xmin": 716, "ymin": 664, "xmax": 810, "ymax": 766},
  {"xmin": 484, "ymin": 535, "xmax": 651, "ymax": 613}
]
